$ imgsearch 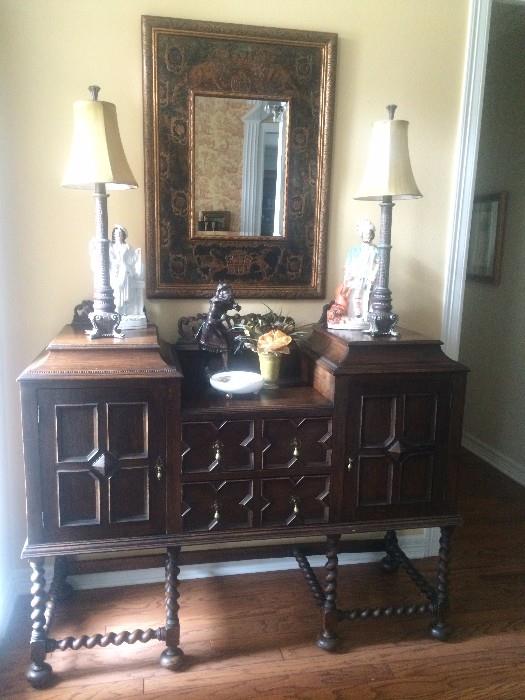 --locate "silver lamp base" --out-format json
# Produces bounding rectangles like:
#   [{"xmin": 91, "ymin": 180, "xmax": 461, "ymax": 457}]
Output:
[
  {"xmin": 366, "ymin": 310, "xmax": 399, "ymax": 337},
  {"xmin": 87, "ymin": 311, "xmax": 124, "ymax": 339}
]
